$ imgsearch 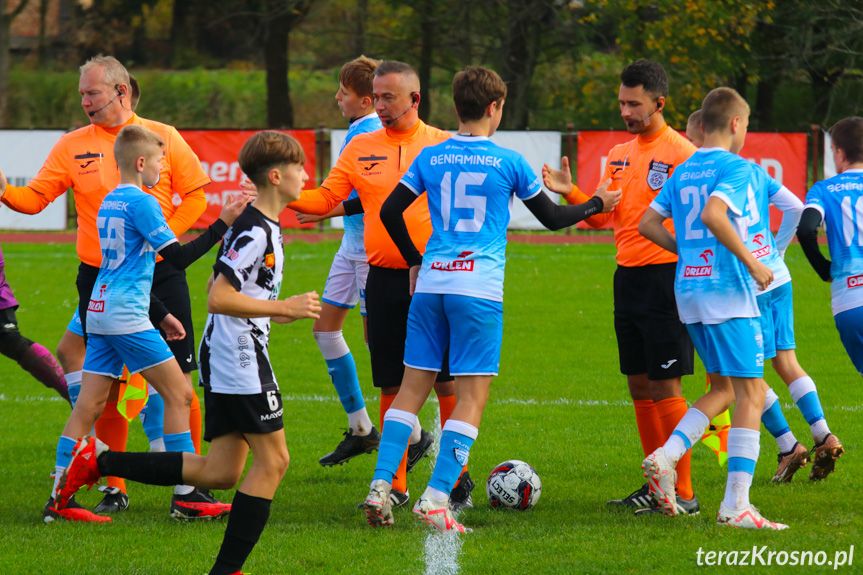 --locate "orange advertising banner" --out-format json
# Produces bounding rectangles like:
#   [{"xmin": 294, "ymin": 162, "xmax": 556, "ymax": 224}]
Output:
[
  {"xmin": 576, "ymin": 131, "xmax": 808, "ymax": 231},
  {"xmin": 179, "ymin": 130, "xmax": 317, "ymax": 229}
]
